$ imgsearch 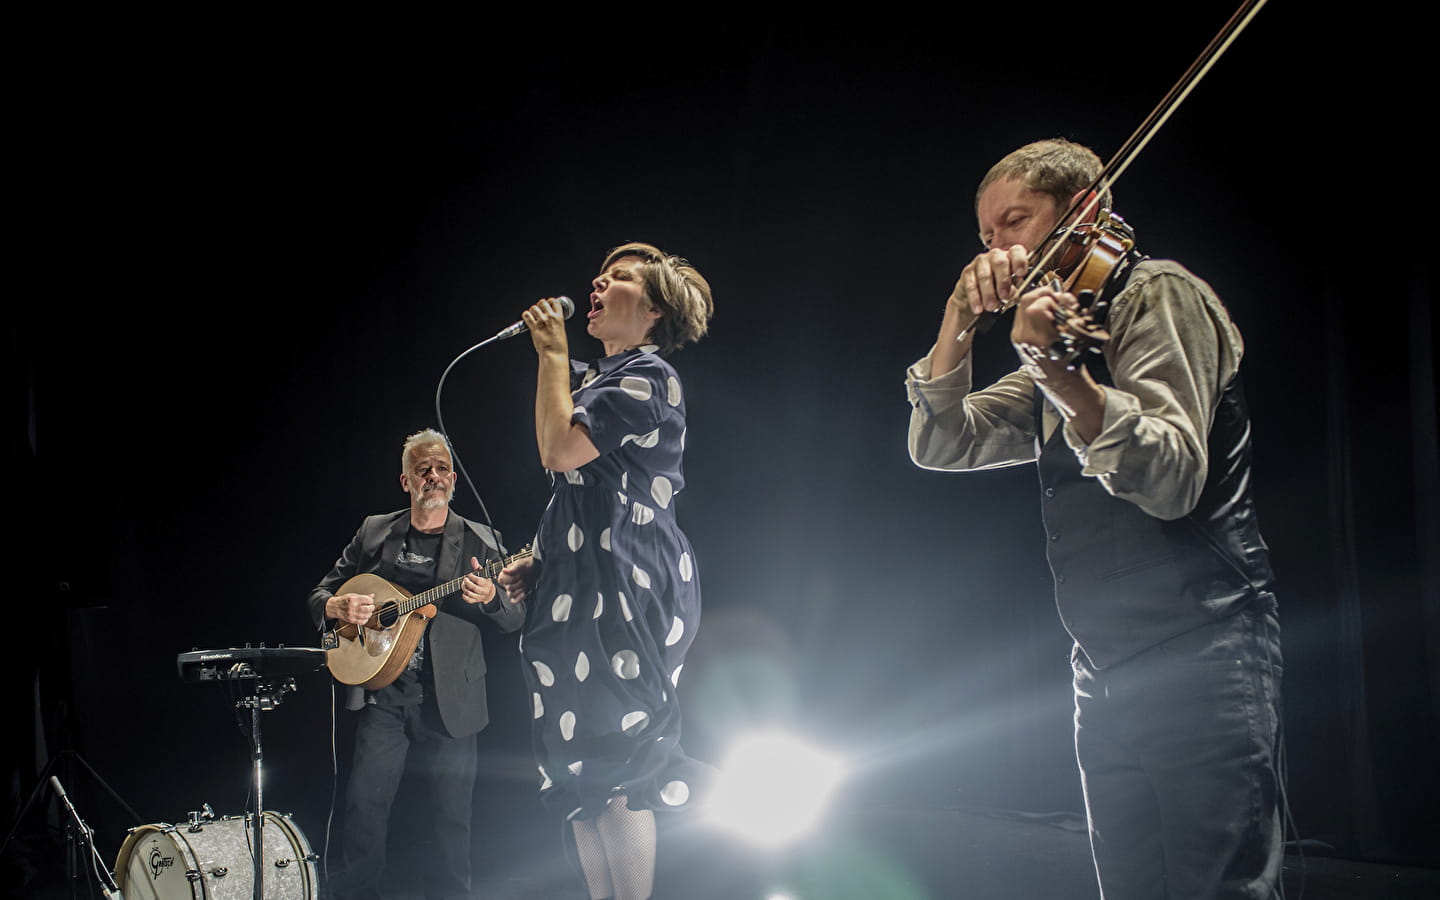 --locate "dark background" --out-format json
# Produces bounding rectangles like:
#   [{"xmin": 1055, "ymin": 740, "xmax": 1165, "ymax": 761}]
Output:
[{"xmin": 8, "ymin": 1, "xmax": 1437, "ymax": 891}]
